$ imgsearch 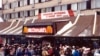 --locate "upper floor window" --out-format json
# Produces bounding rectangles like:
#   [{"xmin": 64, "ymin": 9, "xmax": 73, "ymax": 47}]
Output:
[
  {"xmin": 30, "ymin": 10, "xmax": 34, "ymax": 16},
  {"xmin": 95, "ymin": 0, "xmax": 100, "ymax": 8},
  {"xmin": 41, "ymin": 8, "xmax": 46, "ymax": 13},
  {"xmin": 9, "ymin": 3, "xmax": 12, "ymax": 9},
  {"xmin": 35, "ymin": 9, "xmax": 39, "ymax": 16},
  {"xmin": 24, "ymin": 0, "xmax": 27, "ymax": 5},
  {"xmin": 15, "ymin": 1, "xmax": 18, "ymax": 8},
  {"xmin": 78, "ymin": 2, "xmax": 86, "ymax": 10},
  {"xmin": 67, "ymin": 4, "xmax": 71, "ymax": 10},
  {"xmin": 30, "ymin": 0, "xmax": 35, "ymax": 4},
  {"xmin": 61, "ymin": 5, "xmax": 67, "ymax": 11},
  {"xmin": 11, "ymin": 13, "xmax": 15, "ymax": 19},
  {"xmin": 55, "ymin": 6, "xmax": 61, "ymax": 11},
  {"xmin": 4, "ymin": 4, "xmax": 8, "ymax": 9},
  {"xmin": 35, "ymin": 0, "xmax": 52, "ymax": 3},
  {"xmin": 46, "ymin": 7, "xmax": 52, "ymax": 12},
  {"xmin": 35, "ymin": 0, "xmax": 39, "ymax": 3},
  {"xmin": 71, "ymin": 3, "xmax": 78, "ymax": 11}
]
